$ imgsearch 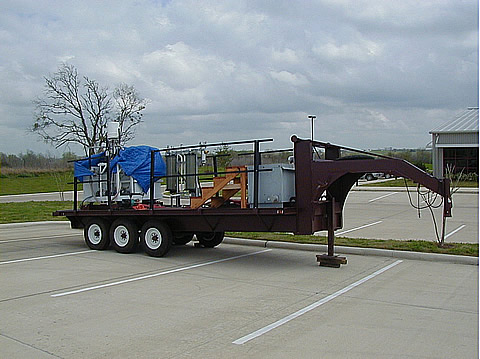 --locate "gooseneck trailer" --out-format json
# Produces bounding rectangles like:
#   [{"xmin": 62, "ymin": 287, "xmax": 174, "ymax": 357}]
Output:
[{"xmin": 54, "ymin": 134, "xmax": 452, "ymax": 267}]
